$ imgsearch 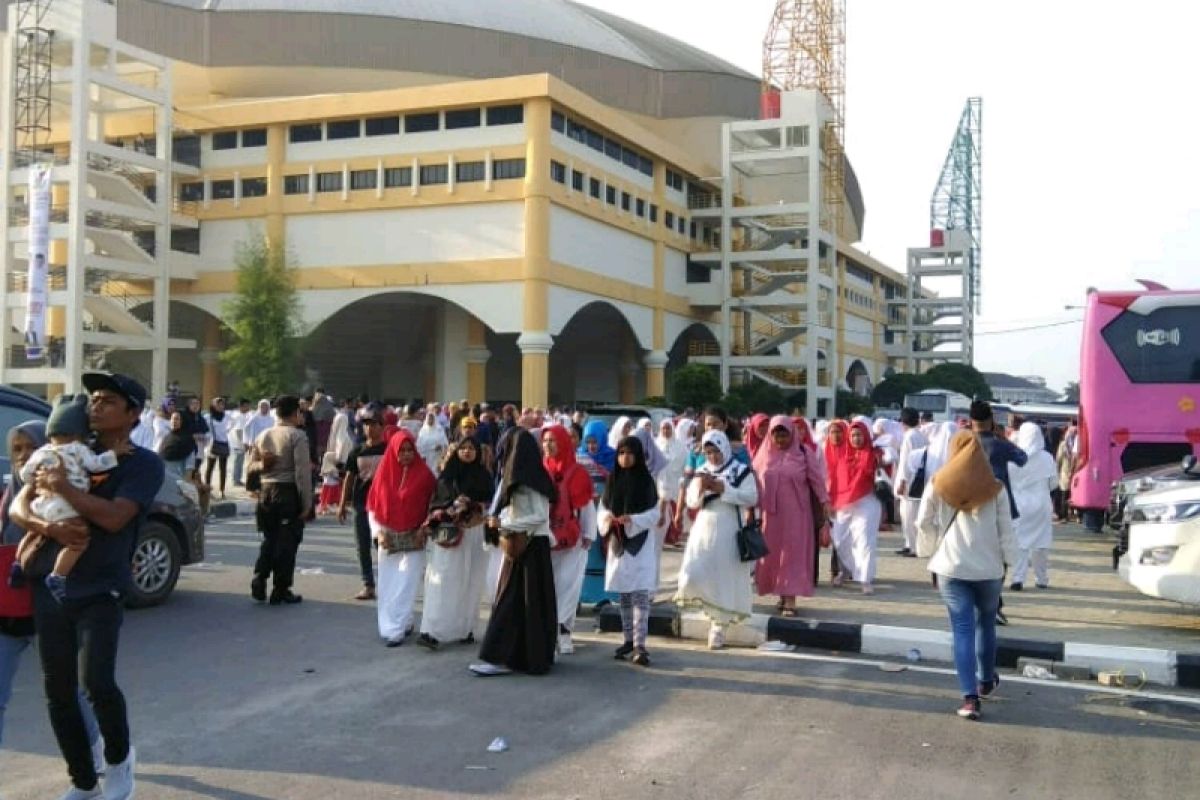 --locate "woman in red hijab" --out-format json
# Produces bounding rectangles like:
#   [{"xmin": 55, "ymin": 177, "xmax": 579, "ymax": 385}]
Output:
[
  {"xmin": 753, "ymin": 416, "xmax": 831, "ymax": 615},
  {"xmin": 541, "ymin": 424, "xmax": 596, "ymax": 655},
  {"xmin": 744, "ymin": 413, "xmax": 771, "ymax": 460},
  {"xmin": 367, "ymin": 428, "xmax": 436, "ymax": 646},
  {"xmin": 826, "ymin": 420, "xmax": 884, "ymax": 594}
]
